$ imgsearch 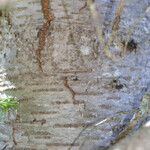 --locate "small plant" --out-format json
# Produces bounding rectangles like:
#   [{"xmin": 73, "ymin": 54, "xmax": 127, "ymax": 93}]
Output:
[{"xmin": 0, "ymin": 97, "xmax": 18, "ymax": 111}]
